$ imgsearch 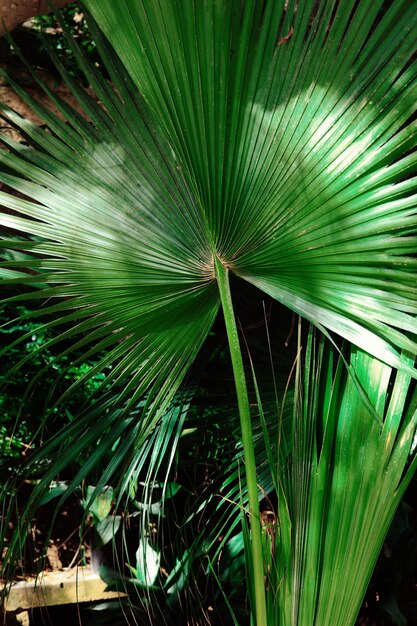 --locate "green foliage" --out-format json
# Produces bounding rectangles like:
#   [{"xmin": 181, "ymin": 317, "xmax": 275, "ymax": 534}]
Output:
[
  {"xmin": 257, "ymin": 332, "xmax": 417, "ymax": 625},
  {"xmin": 30, "ymin": 3, "xmax": 97, "ymax": 82},
  {"xmin": 0, "ymin": 305, "xmax": 108, "ymax": 473},
  {"xmin": 81, "ymin": 485, "xmax": 114, "ymax": 524},
  {"xmin": 1, "ymin": 1, "xmax": 417, "ymax": 625}
]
